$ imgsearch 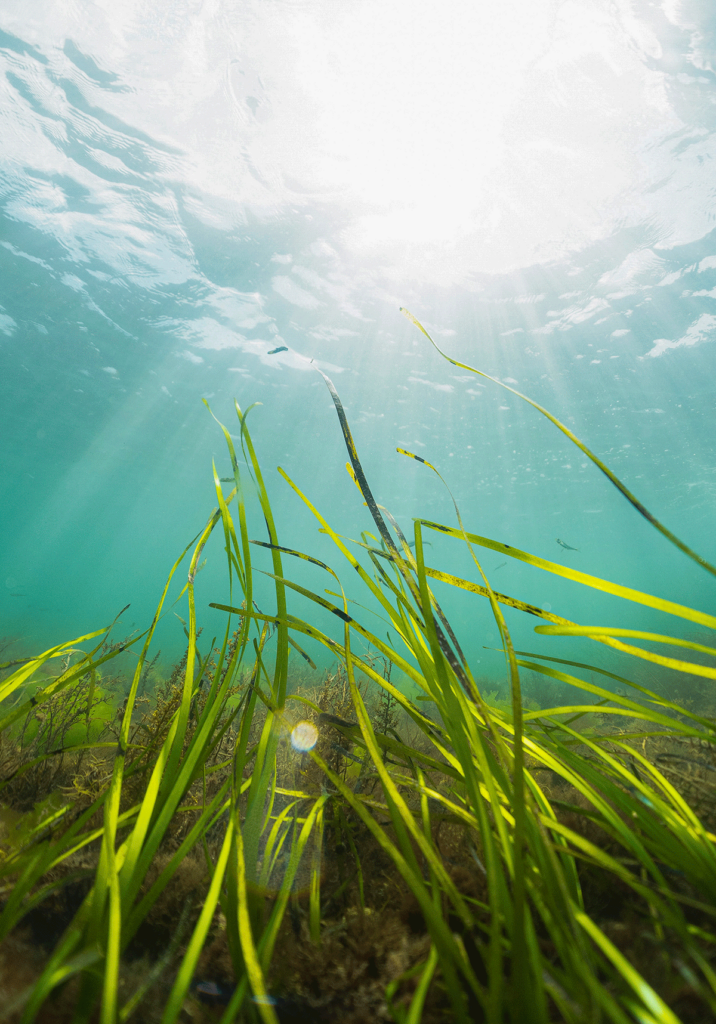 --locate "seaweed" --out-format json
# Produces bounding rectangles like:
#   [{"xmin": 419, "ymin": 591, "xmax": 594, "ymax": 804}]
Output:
[{"xmin": 0, "ymin": 322, "xmax": 715, "ymax": 1023}]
